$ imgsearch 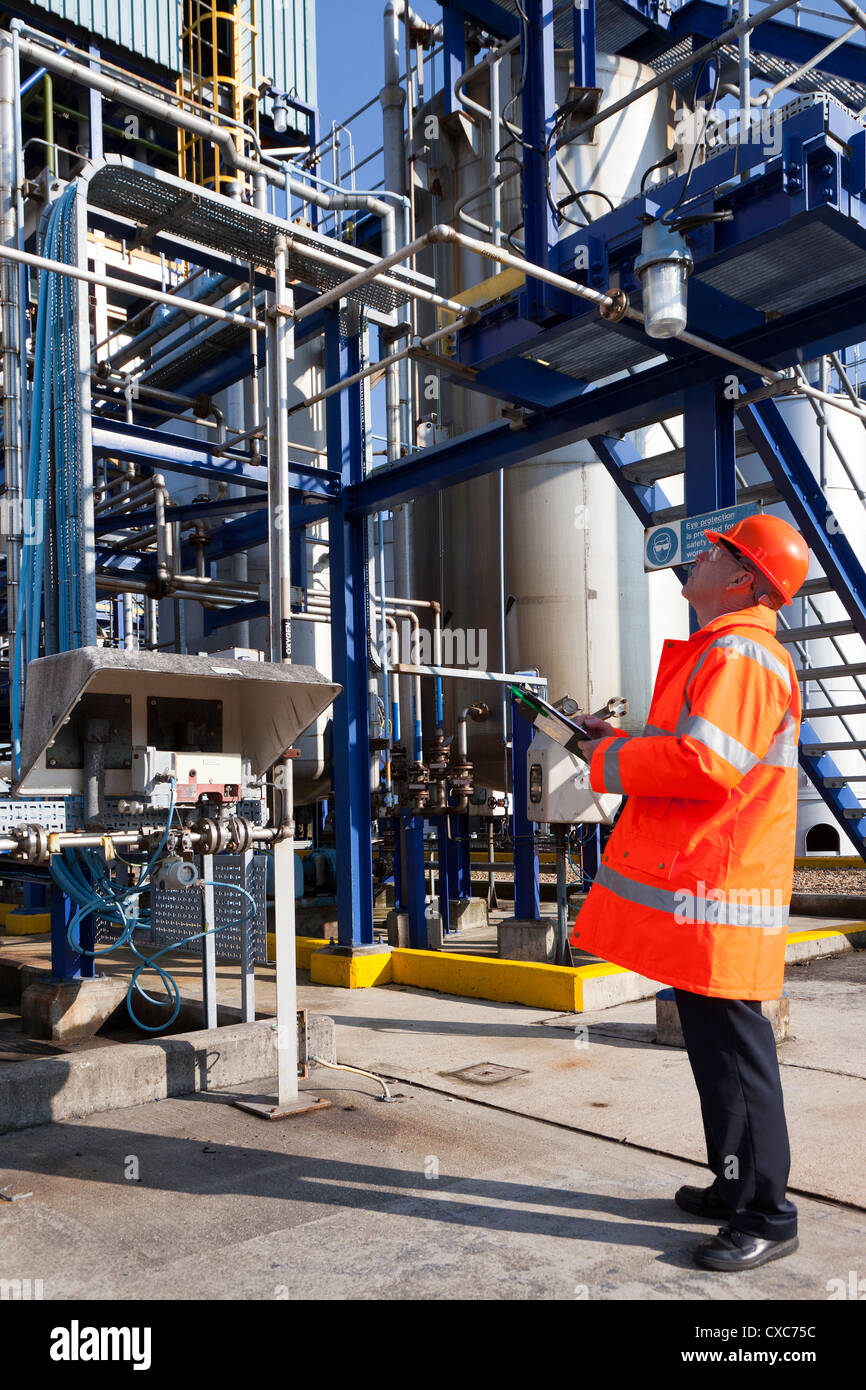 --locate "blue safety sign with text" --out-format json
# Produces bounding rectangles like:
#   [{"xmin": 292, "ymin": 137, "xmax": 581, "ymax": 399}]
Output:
[{"xmin": 644, "ymin": 503, "xmax": 759, "ymax": 571}]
